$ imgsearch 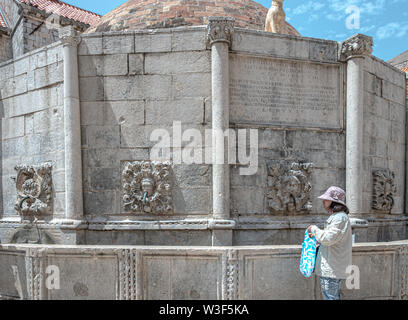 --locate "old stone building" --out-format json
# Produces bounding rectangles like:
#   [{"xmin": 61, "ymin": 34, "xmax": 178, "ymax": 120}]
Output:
[
  {"xmin": 0, "ymin": 0, "xmax": 407, "ymax": 300},
  {"xmin": 0, "ymin": 0, "xmax": 101, "ymax": 62},
  {"xmin": 389, "ymin": 50, "xmax": 408, "ymax": 97}
]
